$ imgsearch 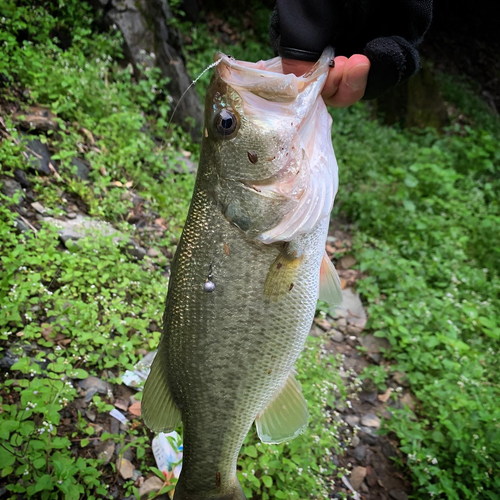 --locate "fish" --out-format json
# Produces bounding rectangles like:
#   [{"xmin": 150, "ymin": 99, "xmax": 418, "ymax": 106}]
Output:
[{"xmin": 142, "ymin": 46, "xmax": 342, "ymax": 500}]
